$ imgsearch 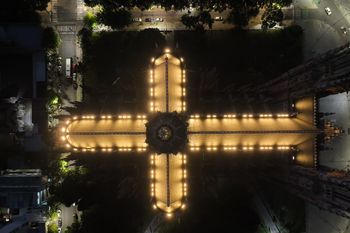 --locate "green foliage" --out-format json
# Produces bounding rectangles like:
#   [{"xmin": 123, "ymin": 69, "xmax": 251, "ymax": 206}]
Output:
[
  {"xmin": 53, "ymin": 168, "xmax": 85, "ymax": 207},
  {"xmin": 181, "ymin": 11, "xmax": 213, "ymax": 30},
  {"xmin": 181, "ymin": 14, "xmax": 199, "ymax": 29},
  {"xmin": 83, "ymin": 0, "xmax": 289, "ymax": 29},
  {"xmin": 97, "ymin": 8, "xmax": 132, "ymax": 29},
  {"xmin": 261, "ymin": 3, "xmax": 284, "ymax": 29},
  {"xmin": 48, "ymin": 223, "xmax": 58, "ymax": 233},
  {"xmin": 84, "ymin": 12, "xmax": 98, "ymax": 30},
  {"xmin": 226, "ymin": 1, "xmax": 259, "ymax": 28},
  {"xmin": 42, "ymin": 27, "xmax": 61, "ymax": 50}
]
